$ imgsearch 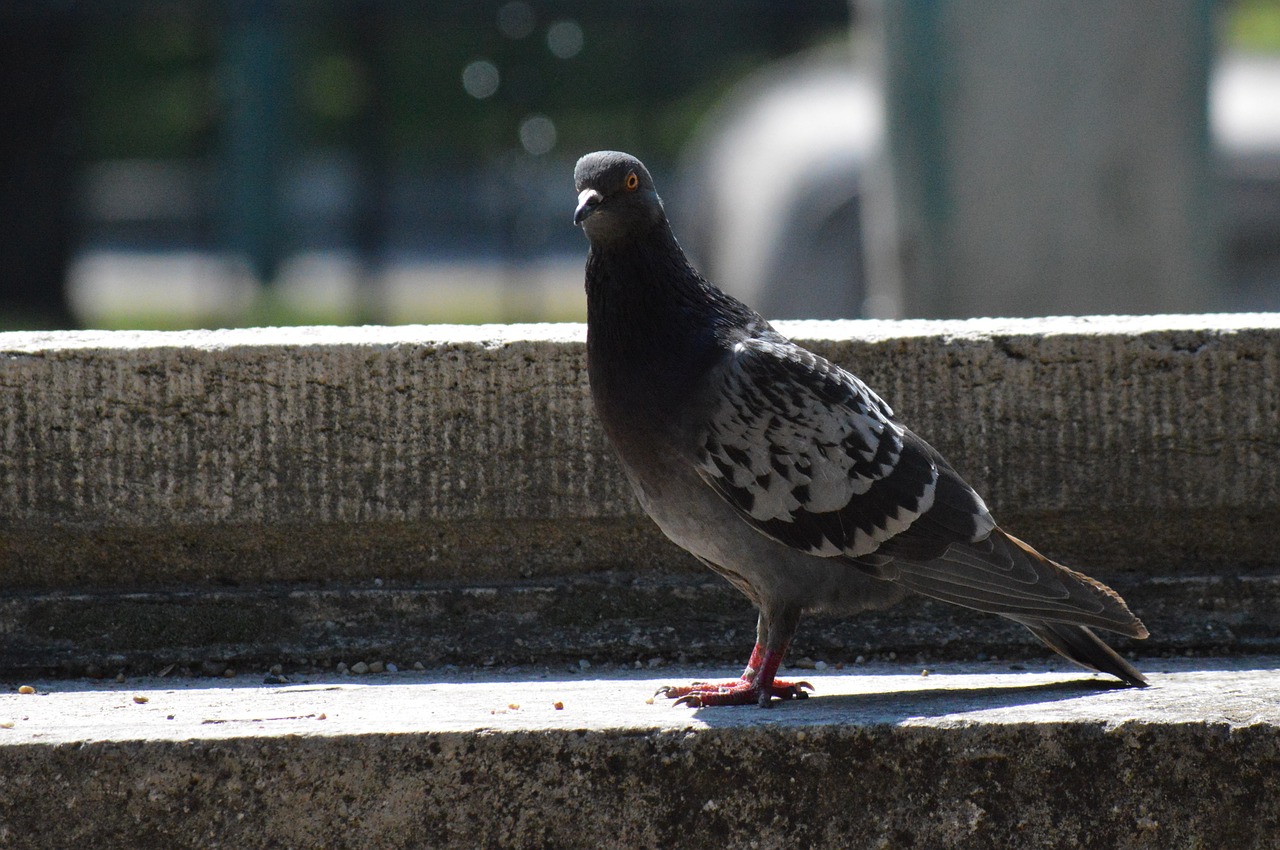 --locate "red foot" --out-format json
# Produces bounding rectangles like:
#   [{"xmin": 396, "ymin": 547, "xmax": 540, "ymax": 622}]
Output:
[{"xmin": 656, "ymin": 678, "xmax": 812, "ymax": 708}]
